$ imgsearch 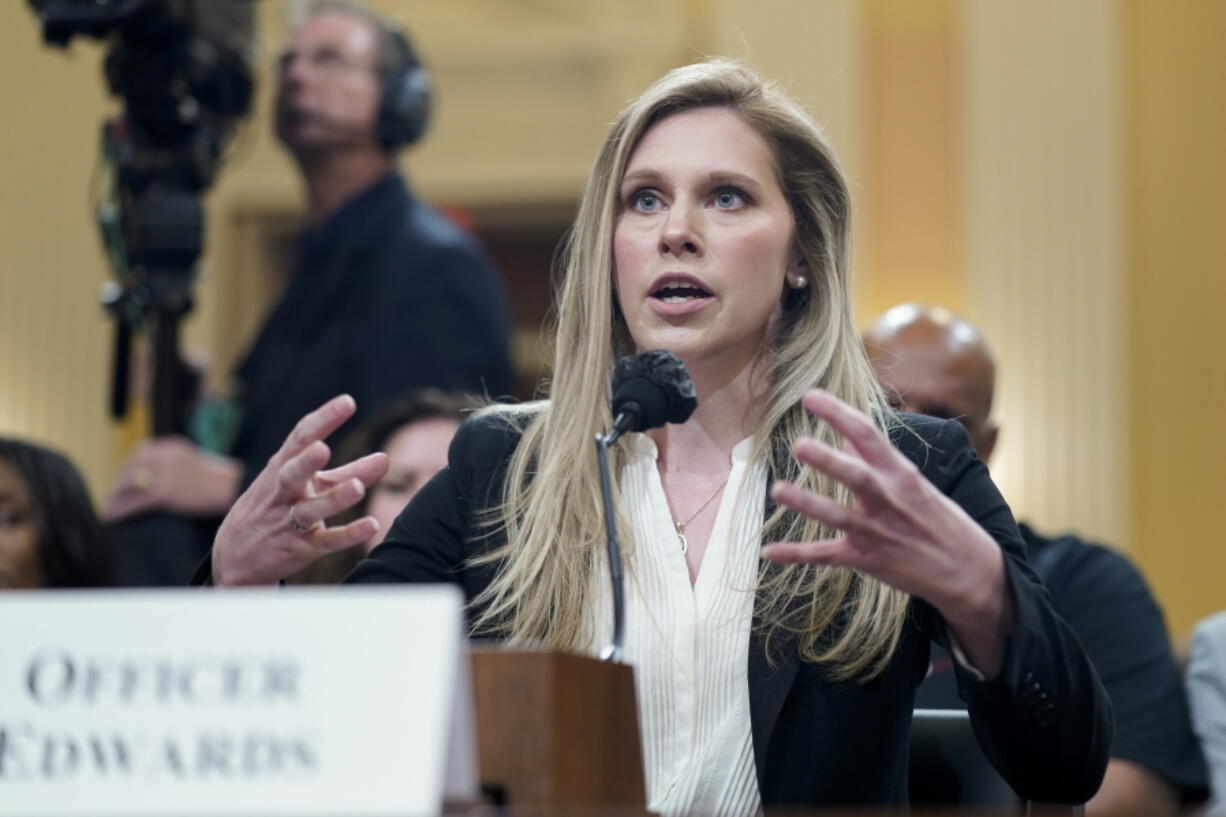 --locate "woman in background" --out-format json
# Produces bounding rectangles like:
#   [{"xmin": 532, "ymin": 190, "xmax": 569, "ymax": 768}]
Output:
[{"xmin": 0, "ymin": 437, "xmax": 109, "ymax": 588}]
